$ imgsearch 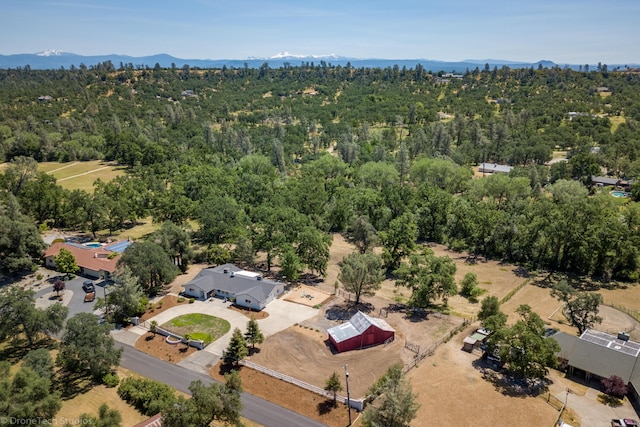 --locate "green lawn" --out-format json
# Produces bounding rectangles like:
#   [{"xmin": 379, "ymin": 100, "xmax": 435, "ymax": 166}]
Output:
[{"xmin": 163, "ymin": 314, "xmax": 230, "ymax": 345}]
